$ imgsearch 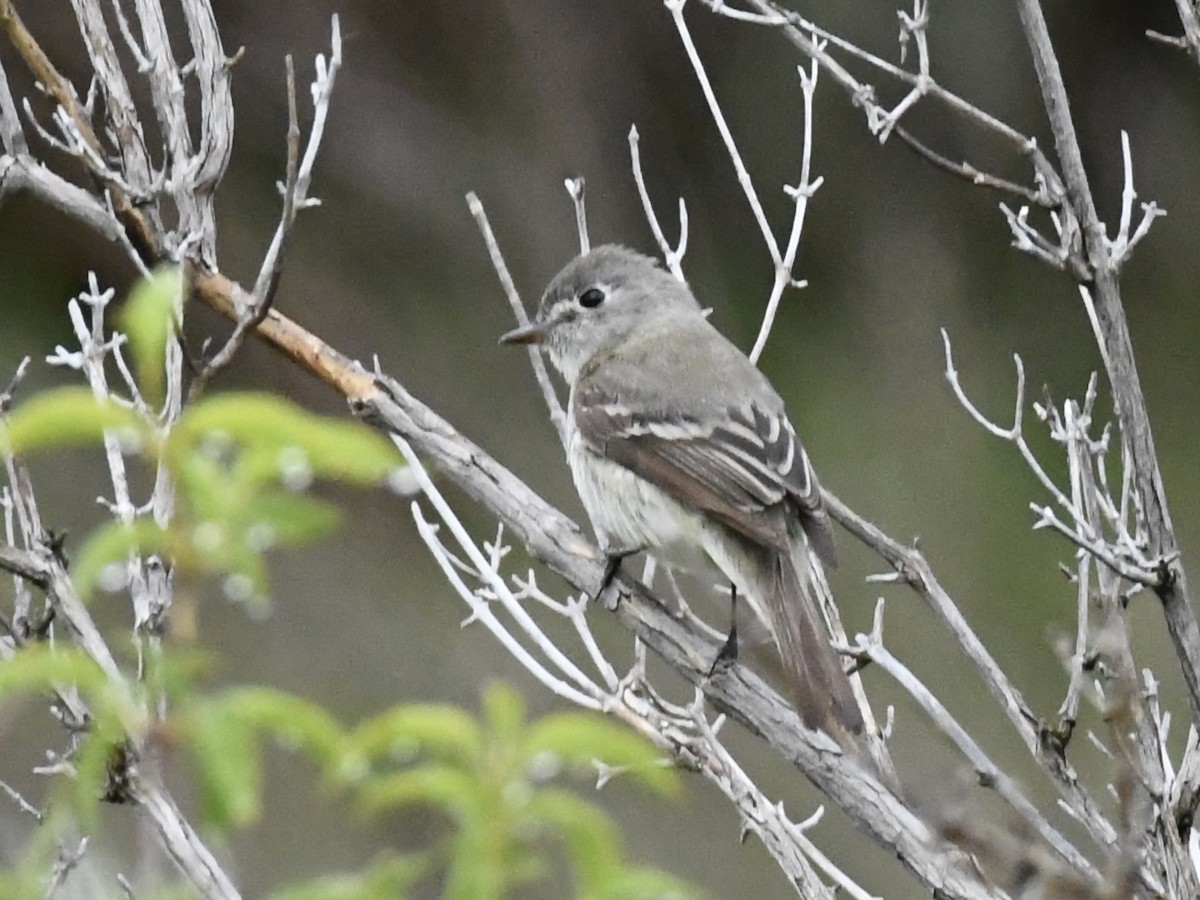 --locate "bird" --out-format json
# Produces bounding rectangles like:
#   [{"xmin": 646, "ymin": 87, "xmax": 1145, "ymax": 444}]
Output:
[{"xmin": 500, "ymin": 244, "xmax": 863, "ymax": 740}]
